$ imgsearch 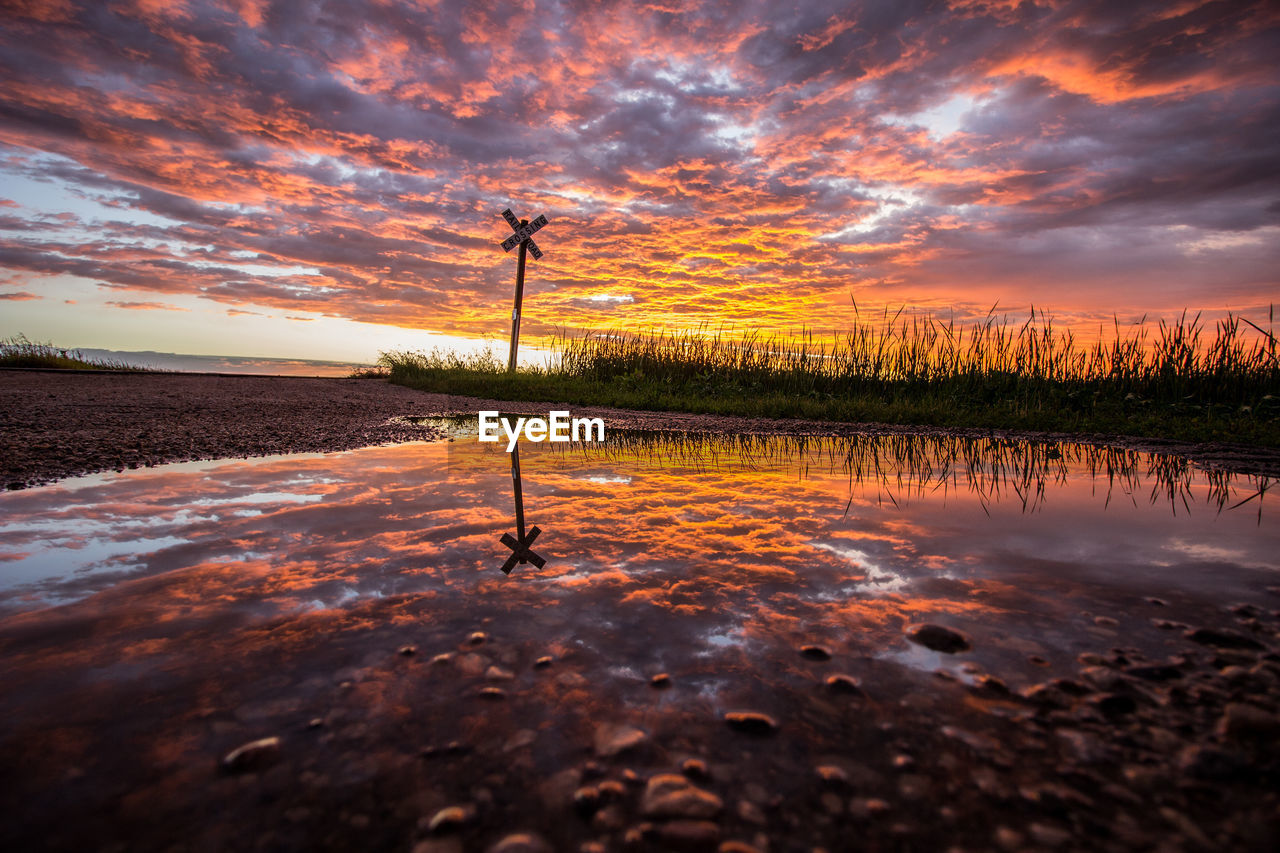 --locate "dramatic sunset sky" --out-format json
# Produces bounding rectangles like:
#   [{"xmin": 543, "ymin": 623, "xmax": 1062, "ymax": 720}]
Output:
[{"xmin": 1, "ymin": 0, "xmax": 1277, "ymax": 364}]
